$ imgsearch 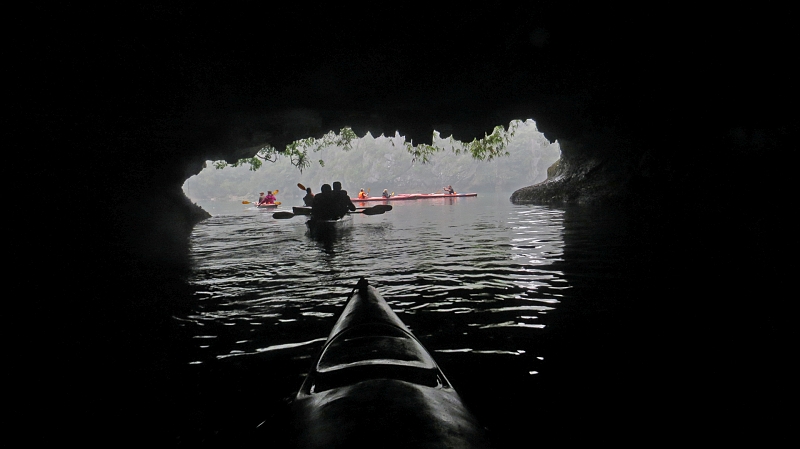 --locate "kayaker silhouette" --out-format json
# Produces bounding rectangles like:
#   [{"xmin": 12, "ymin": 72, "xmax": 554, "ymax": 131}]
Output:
[
  {"xmin": 443, "ymin": 185, "xmax": 455, "ymax": 194},
  {"xmin": 311, "ymin": 184, "xmax": 336, "ymax": 220},
  {"xmin": 332, "ymin": 181, "xmax": 356, "ymax": 218},
  {"xmin": 303, "ymin": 187, "xmax": 314, "ymax": 207}
]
